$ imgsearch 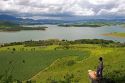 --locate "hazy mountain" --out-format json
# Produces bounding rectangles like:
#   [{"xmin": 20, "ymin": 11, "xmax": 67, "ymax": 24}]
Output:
[
  {"xmin": 0, "ymin": 14, "xmax": 125, "ymax": 25},
  {"xmin": 0, "ymin": 14, "xmax": 22, "ymax": 21}
]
